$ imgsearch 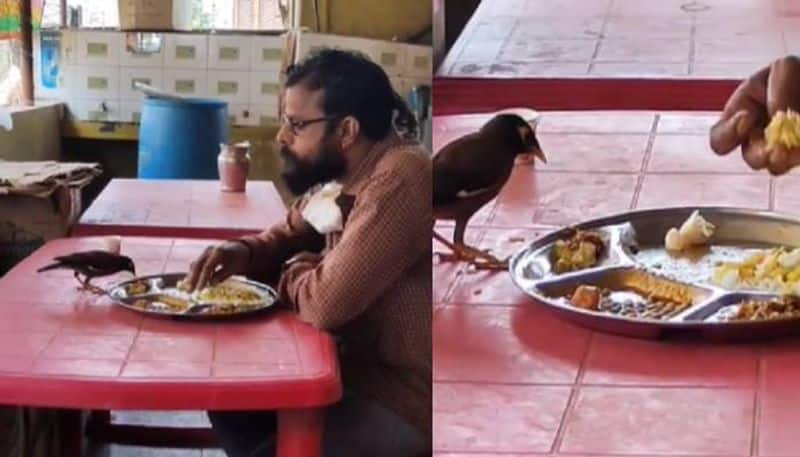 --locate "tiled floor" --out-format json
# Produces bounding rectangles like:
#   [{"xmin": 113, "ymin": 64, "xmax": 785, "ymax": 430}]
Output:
[
  {"xmin": 432, "ymin": 110, "xmax": 800, "ymax": 456},
  {"xmin": 86, "ymin": 411, "xmax": 220, "ymax": 457},
  {"xmin": 440, "ymin": 0, "xmax": 799, "ymax": 79}
]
